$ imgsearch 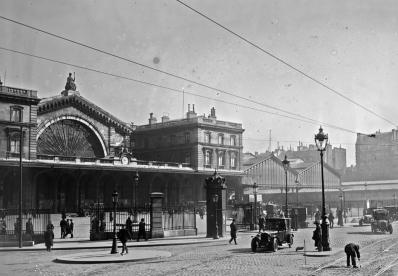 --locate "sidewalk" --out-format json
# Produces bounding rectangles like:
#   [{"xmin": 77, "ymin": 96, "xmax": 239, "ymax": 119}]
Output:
[{"xmin": 0, "ymin": 234, "xmax": 228, "ymax": 252}]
